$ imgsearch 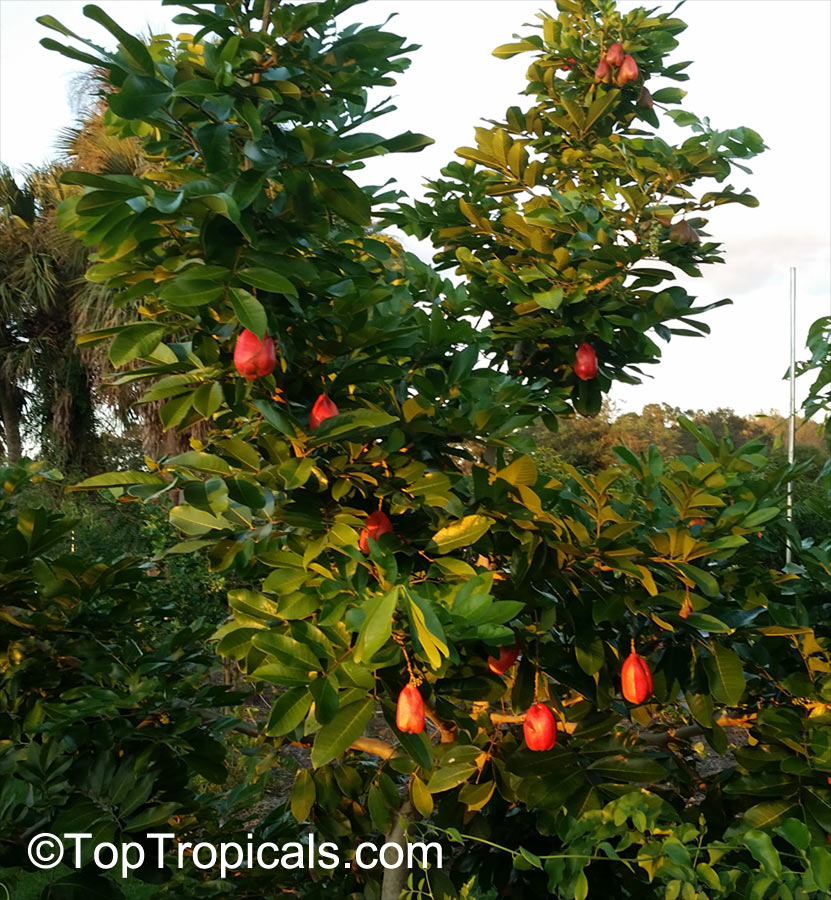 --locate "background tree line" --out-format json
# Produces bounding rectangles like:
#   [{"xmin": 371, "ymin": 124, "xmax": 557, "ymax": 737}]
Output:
[{"xmin": 533, "ymin": 402, "xmax": 826, "ymax": 474}]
